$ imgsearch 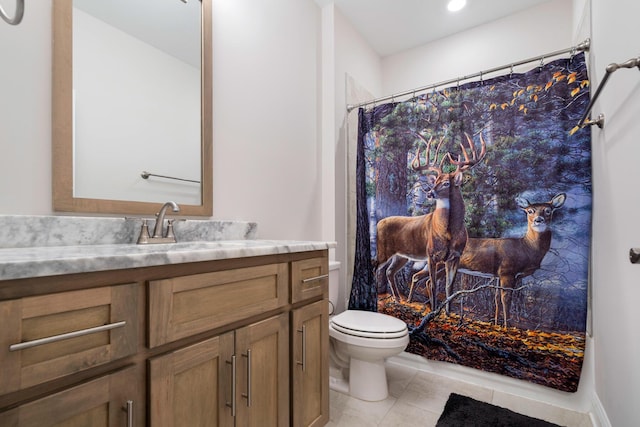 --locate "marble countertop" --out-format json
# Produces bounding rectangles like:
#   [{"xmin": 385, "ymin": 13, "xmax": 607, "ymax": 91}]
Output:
[{"xmin": 0, "ymin": 240, "xmax": 335, "ymax": 281}]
